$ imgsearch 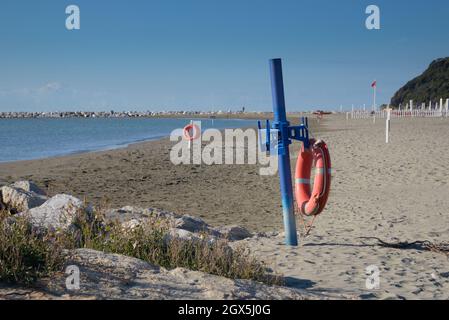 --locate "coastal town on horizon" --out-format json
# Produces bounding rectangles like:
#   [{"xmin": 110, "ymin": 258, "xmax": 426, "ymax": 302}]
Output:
[{"xmin": 0, "ymin": 109, "xmax": 265, "ymax": 119}]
